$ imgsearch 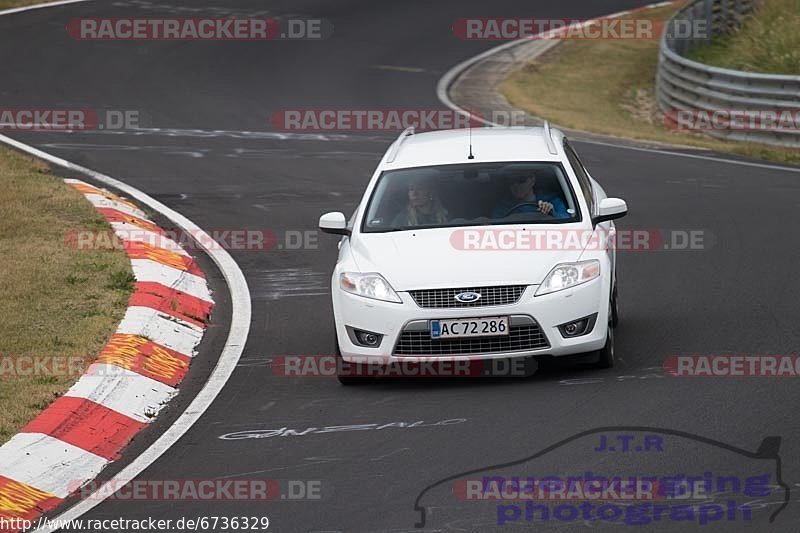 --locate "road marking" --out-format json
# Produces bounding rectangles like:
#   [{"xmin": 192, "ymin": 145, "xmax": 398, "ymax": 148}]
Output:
[
  {"xmin": 218, "ymin": 419, "xmax": 468, "ymax": 440},
  {"xmin": 436, "ymin": 2, "xmax": 800, "ymax": 175},
  {"xmin": 571, "ymin": 138, "xmax": 800, "ymax": 174}
]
